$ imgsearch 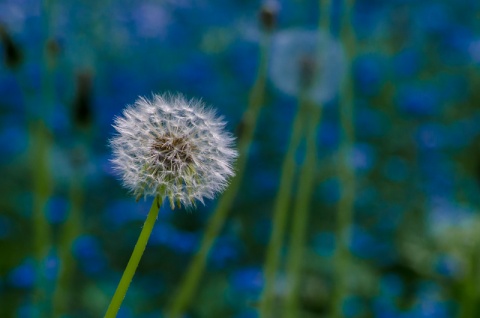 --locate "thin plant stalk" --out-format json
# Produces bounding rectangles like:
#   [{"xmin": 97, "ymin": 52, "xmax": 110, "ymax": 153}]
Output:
[
  {"xmin": 104, "ymin": 196, "xmax": 162, "ymax": 318},
  {"xmin": 31, "ymin": 120, "xmax": 53, "ymax": 315},
  {"xmin": 52, "ymin": 172, "xmax": 84, "ymax": 316},
  {"xmin": 331, "ymin": 0, "xmax": 356, "ymax": 316},
  {"xmin": 166, "ymin": 32, "xmax": 271, "ymax": 318},
  {"xmin": 285, "ymin": 0, "xmax": 331, "ymax": 318},
  {"xmin": 259, "ymin": 92, "xmax": 309, "ymax": 318},
  {"xmin": 32, "ymin": 0, "xmax": 57, "ymax": 314},
  {"xmin": 459, "ymin": 250, "xmax": 479, "ymax": 318},
  {"xmin": 284, "ymin": 104, "xmax": 322, "ymax": 318},
  {"xmin": 283, "ymin": 2, "xmax": 331, "ymax": 316}
]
